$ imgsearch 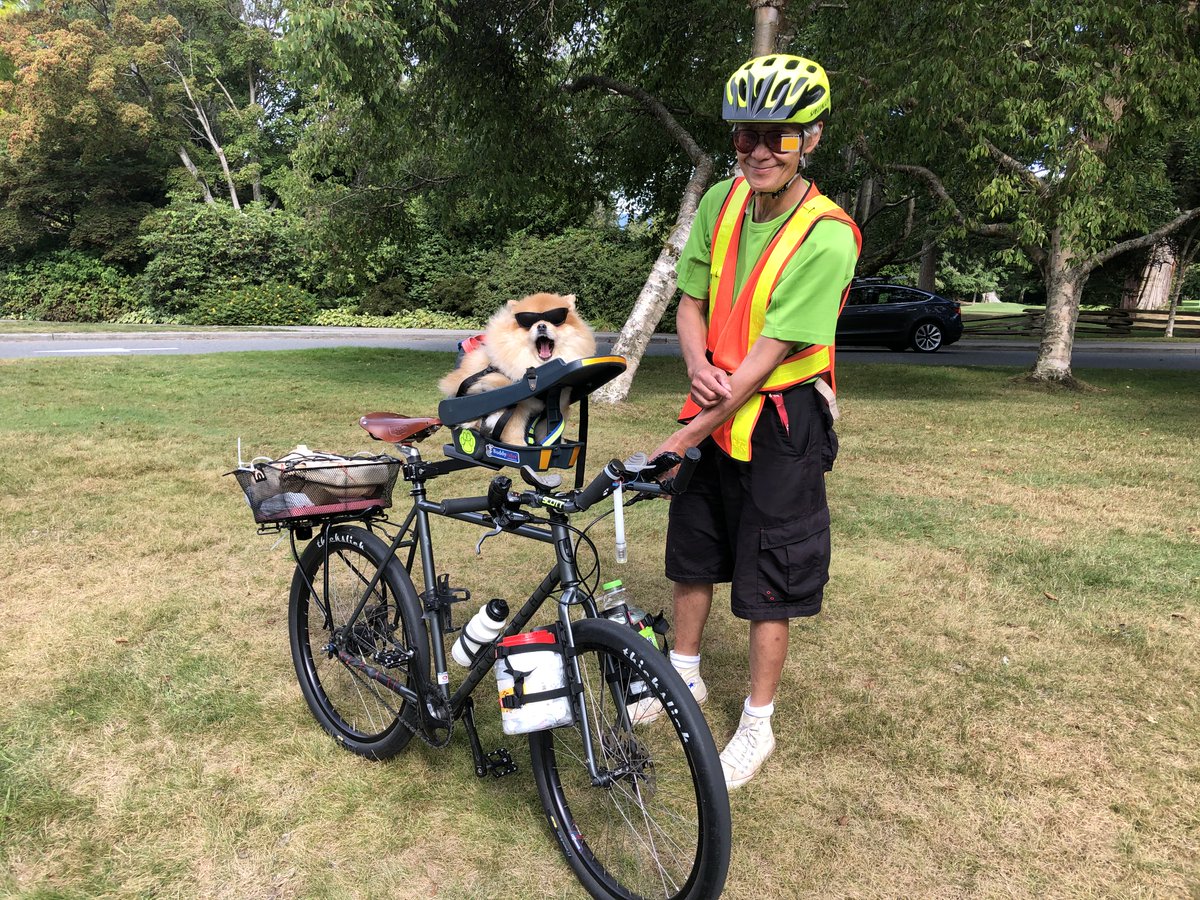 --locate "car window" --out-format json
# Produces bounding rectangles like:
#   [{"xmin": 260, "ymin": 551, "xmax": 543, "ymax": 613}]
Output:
[
  {"xmin": 847, "ymin": 288, "xmax": 877, "ymax": 306},
  {"xmin": 878, "ymin": 288, "xmax": 924, "ymax": 305}
]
